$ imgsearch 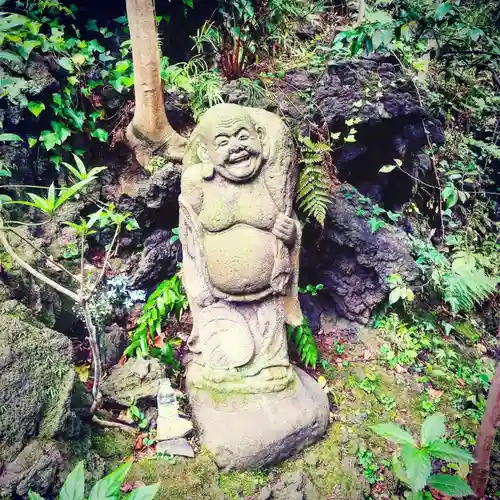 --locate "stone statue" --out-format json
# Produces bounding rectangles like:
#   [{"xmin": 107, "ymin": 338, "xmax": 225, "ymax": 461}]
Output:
[{"xmin": 179, "ymin": 103, "xmax": 329, "ymax": 470}]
